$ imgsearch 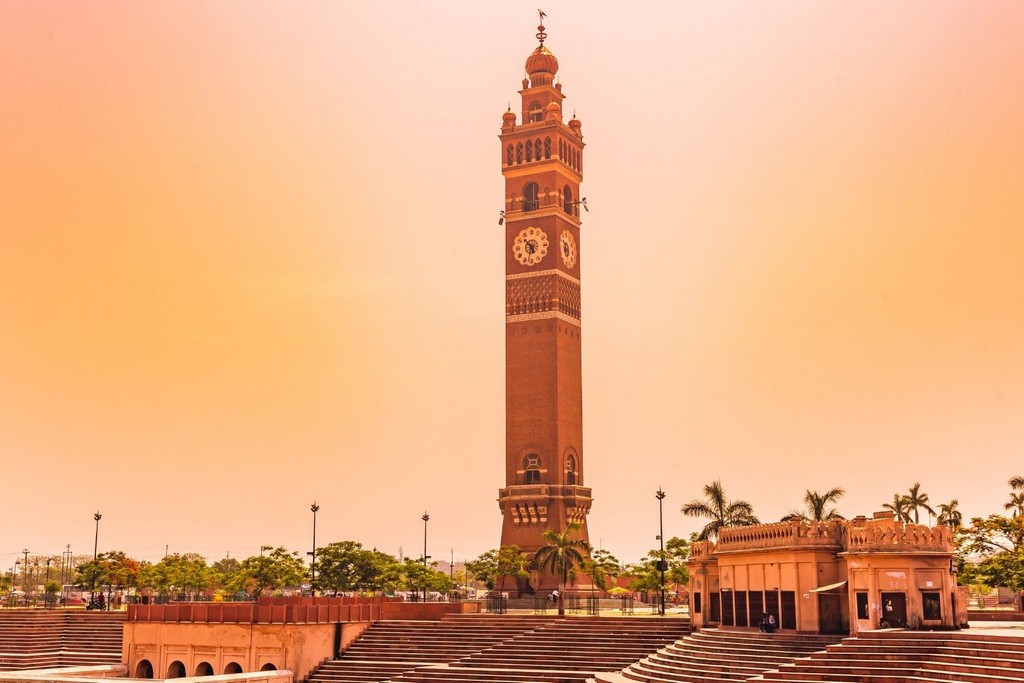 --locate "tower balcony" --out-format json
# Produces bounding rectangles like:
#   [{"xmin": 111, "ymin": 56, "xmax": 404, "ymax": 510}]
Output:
[{"xmin": 497, "ymin": 484, "xmax": 592, "ymax": 527}]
